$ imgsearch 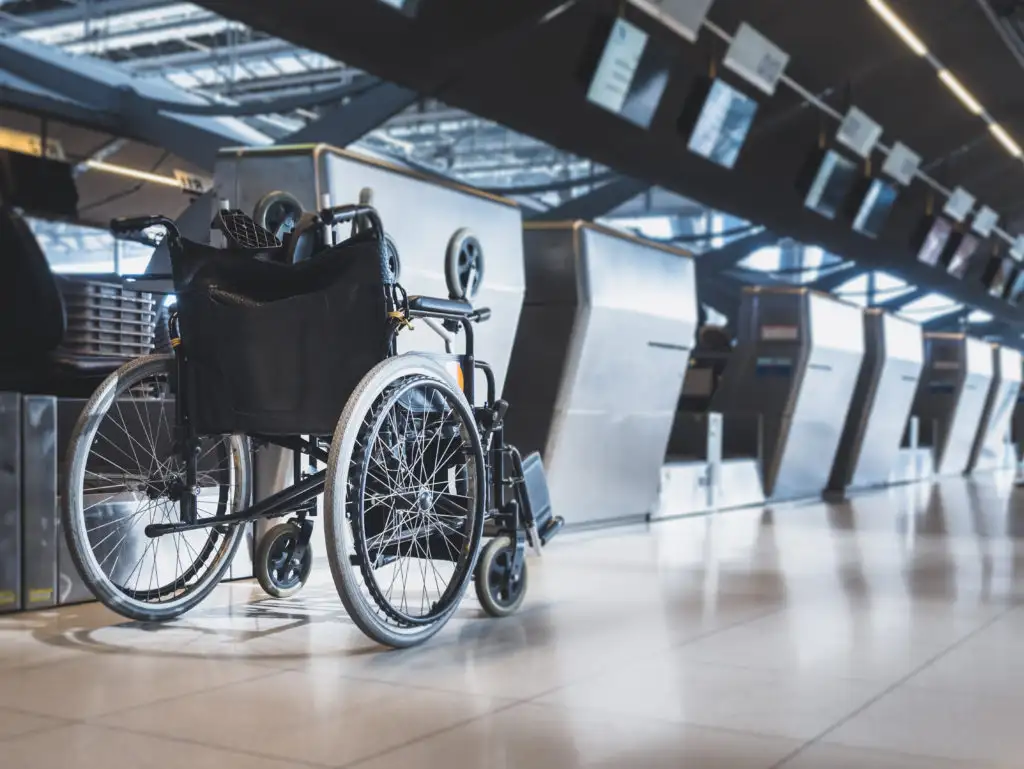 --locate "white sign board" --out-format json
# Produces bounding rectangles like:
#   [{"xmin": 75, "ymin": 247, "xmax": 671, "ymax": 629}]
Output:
[
  {"xmin": 836, "ymin": 107, "xmax": 883, "ymax": 159},
  {"xmin": 943, "ymin": 187, "xmax": 975, "ymax": 224},
  {"xmin": 881, "ymin": 141, "xmax": 920, "ymax": 186},
  {"xmin": 723, "ymin": 23, "xmax": 789, "ymax": 96},
  {"xmin": 972, "ymin": 205, "xmax": 999, "ymax": 238}
]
